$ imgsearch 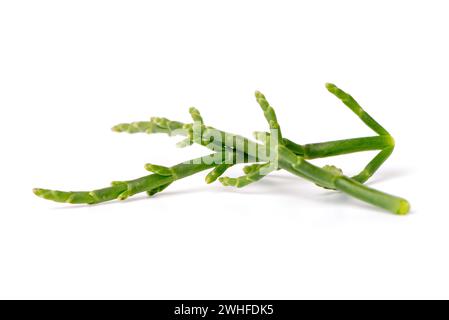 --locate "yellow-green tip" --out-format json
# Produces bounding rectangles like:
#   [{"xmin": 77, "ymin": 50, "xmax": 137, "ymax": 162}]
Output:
[
  {"xmin": 254, "ymin": 91, "xmax": 269, "ymax": 110},
  {"xmin": 111, "ymin": 124, "xmax": 125, "ymax": 132},
  {"xmin": 33, "ymin": 188, "xmax": 44, "ymax": 196},
  {"xmin": 33, "ymin": 188, "xmax": 59, "ymax": 202},
  {"xmin": 396, "ymin": 199, "xmax": 411, "ymax": 216},
  {"xmin": 325, "ymin": 83, "xmax": 337, "ymax": 92},
  {"xmin": 205, "ymin": 175, "xmax": 214, "ymax": 184}
]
